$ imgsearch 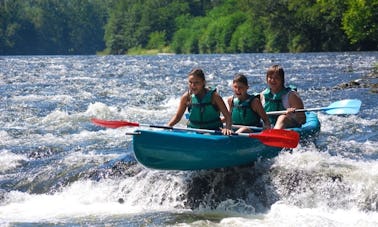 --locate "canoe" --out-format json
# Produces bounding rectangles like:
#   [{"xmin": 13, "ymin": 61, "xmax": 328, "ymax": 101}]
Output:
[
  {"xmin": 289, "ymin": 111, "xmax": 321, "ymax": 137},
  {"xmin": 132, "ymin": 112, "xmax": 320, "ymax": 170}
]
